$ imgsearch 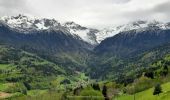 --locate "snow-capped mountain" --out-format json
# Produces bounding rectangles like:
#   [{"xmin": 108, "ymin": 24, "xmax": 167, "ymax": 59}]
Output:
[
  {"xmin": 0, "ymin": 14, "xmax": 99, "ymax": 45},
  {"xmin": 1, "ymin": 14, "xmax": 170, "ymax": 45},
  {"xmin": 0, "ymin": 14, "xmax": 70, "ymax": 34},
  {"xmin": 63, "ymin": 22, "xmax": 99, "ymax": 45},
  {"xmin": 96, "ymin": 20, "xmax": 170, "ymax": 43},
  {"xmin": 95, "ymin": 20, "xmax": 170, "ymax": 57},
  {"xmin": 0, "ymin": 15, "xmax": 94, "ymax": 56}
]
